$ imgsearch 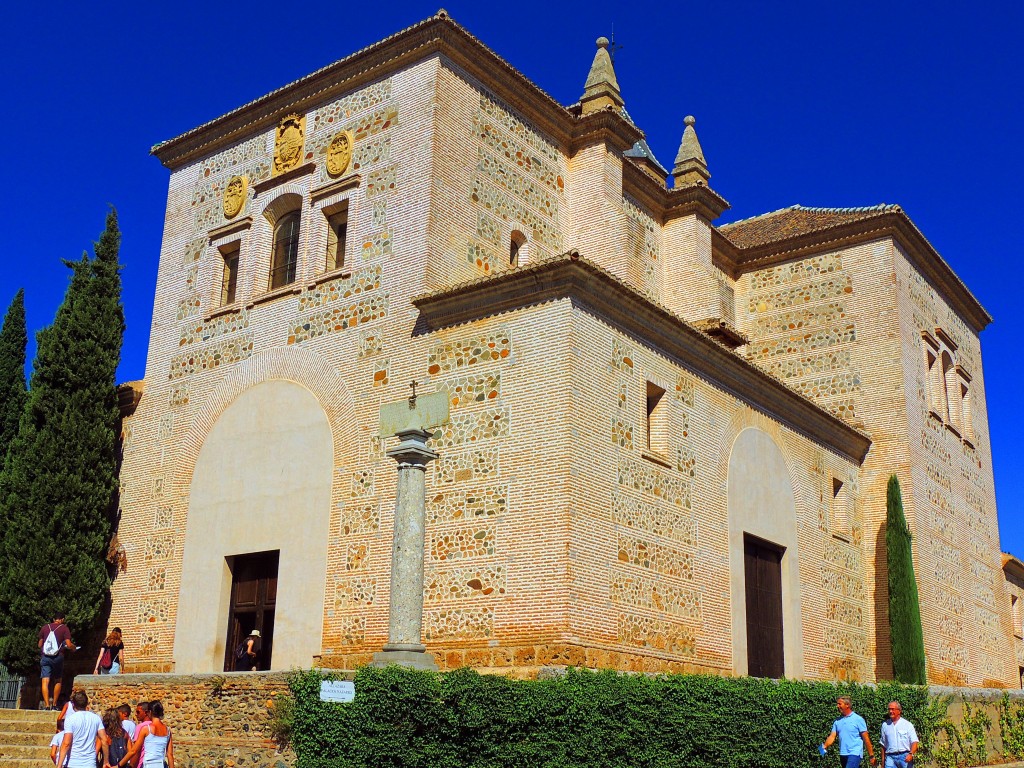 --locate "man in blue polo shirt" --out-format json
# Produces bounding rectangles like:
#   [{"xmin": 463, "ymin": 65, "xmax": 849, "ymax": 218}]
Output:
[{"xmin": 821, "ymin": 695, "xmax": 876, "ymax": 768}]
